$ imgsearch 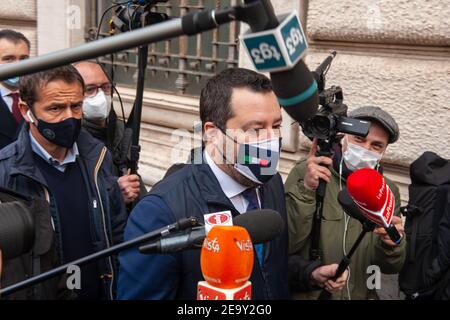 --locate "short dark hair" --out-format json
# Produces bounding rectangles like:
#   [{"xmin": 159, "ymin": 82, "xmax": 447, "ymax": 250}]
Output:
[
  {"xmin": 0, "ymin": 29, "xmax": 31, "ymax": 49},
  {"xmin": 200, "ymin": 68, "xmax": 273, "ymax": 130},
  {"xmin": 20, "ymin": 65, "xmax": 85, "ymax": 109}
]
